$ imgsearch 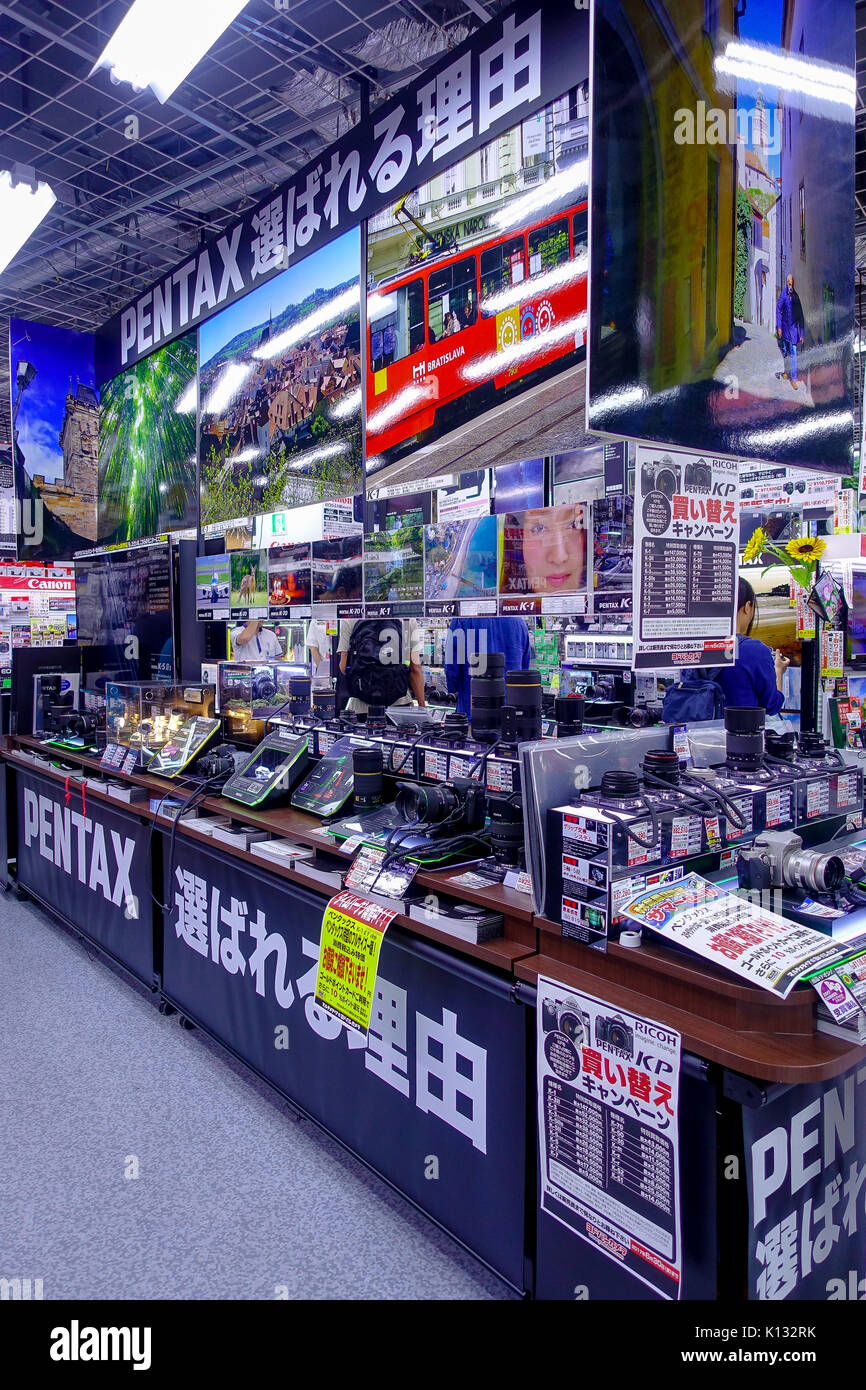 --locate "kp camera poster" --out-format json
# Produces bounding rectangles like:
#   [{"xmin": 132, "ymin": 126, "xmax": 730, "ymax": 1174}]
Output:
[
  {"xmin": 632, "ymin": 445, "xmax": 739, "ymax": 670},
  {"xmin": 537, "ymin": 975, "xmax": 682, "ymax": 1300}
]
